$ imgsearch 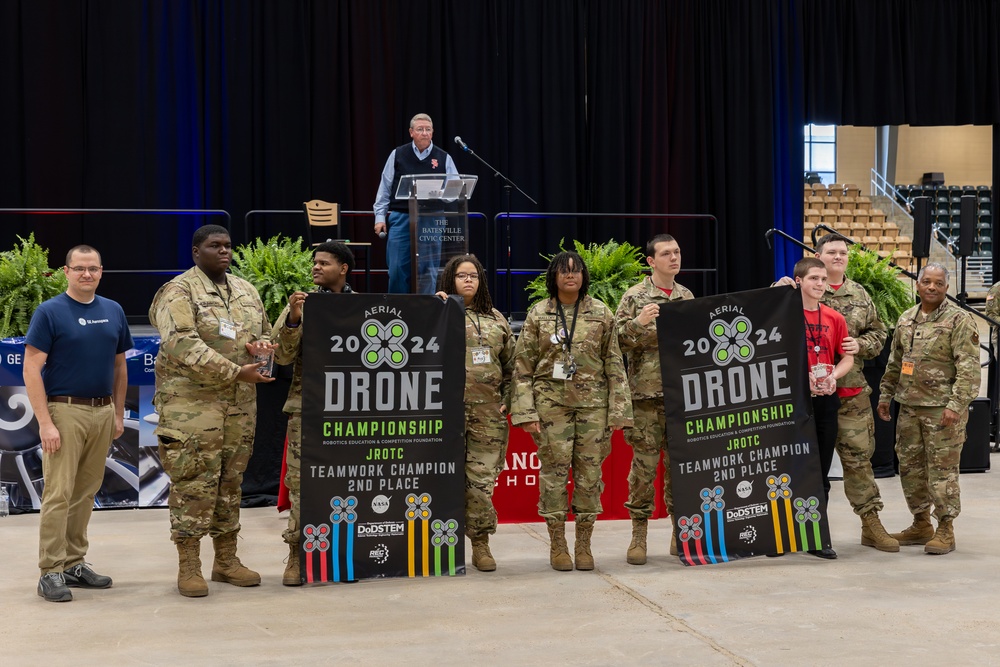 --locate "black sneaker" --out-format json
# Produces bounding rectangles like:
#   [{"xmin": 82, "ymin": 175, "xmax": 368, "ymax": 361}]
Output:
[
  {"xmin": 62, "ymin": 563, "xmax": 113, "ymax": 589},
  {"xmin": 807, "ymin": 548, "xmax": 838, "ymax": 560},
  {"xmin": 37, "ymin": 572, "xmax": 73, "ymax": 602}
]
